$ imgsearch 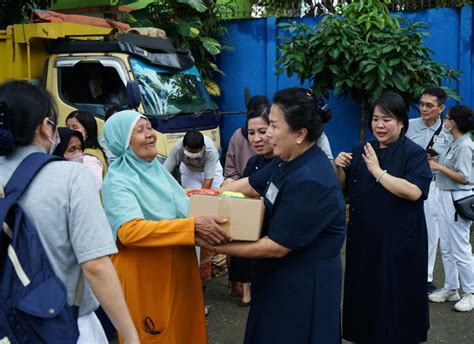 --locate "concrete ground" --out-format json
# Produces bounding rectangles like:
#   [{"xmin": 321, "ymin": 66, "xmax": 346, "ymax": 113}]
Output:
[{"xmin": 205, "ymin": 235, "xmax": 474, "ymax": 344}]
